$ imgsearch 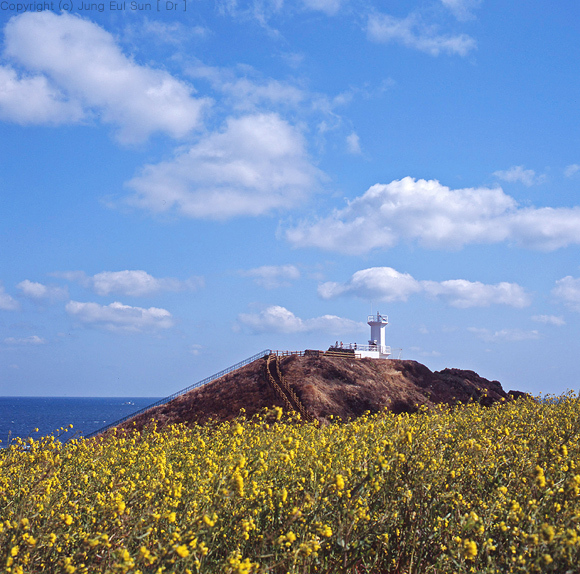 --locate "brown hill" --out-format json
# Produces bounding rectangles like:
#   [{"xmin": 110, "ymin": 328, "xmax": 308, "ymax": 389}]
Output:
[{"xmin": 121, "ymin": 353, "xmax": 520, "ymax": 432}]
